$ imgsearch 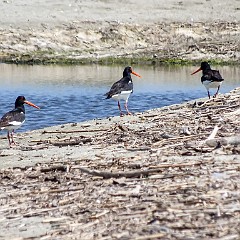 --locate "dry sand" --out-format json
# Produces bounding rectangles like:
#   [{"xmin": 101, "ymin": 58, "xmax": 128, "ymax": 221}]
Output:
[{"xmin": 0, "ymin": 0, "xmax": 239, "ymax": 63}]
